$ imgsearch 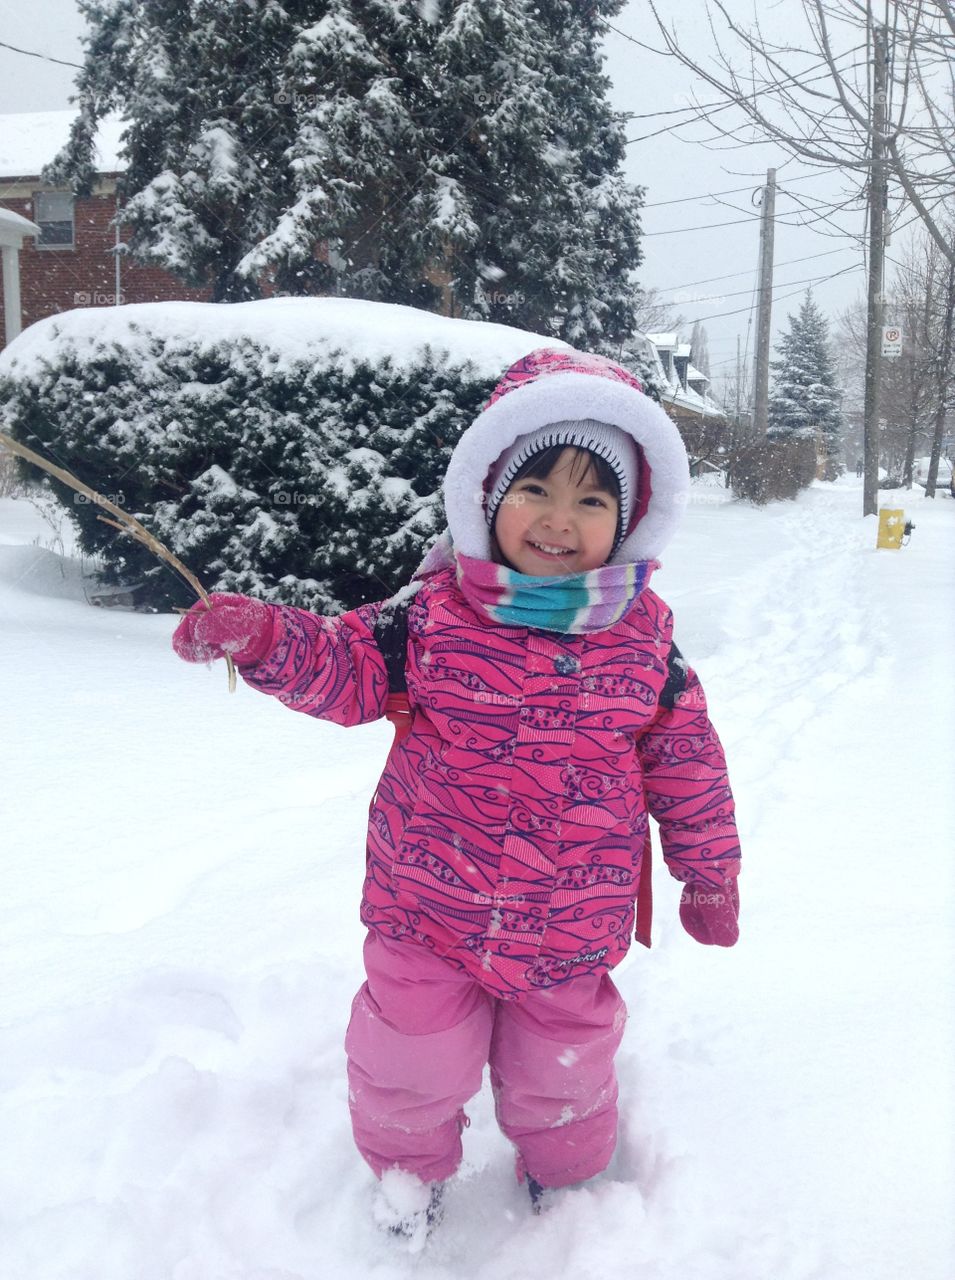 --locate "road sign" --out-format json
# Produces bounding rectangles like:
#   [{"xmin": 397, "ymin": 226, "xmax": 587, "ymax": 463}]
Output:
[{"xmin": 882, "ymin": 326, "xmax": 902, "ymax": 357}]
